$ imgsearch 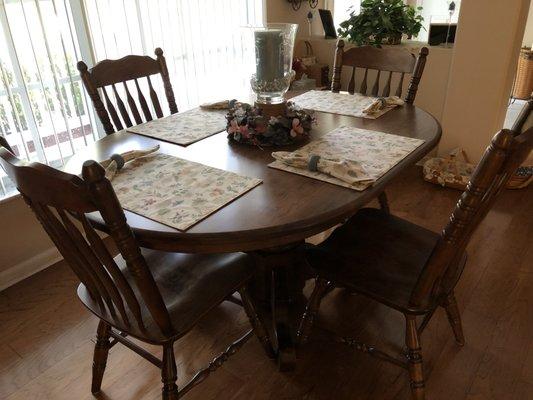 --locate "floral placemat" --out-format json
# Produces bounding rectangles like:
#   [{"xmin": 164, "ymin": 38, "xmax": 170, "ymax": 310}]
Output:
[
  {"xmin": 269, "ymin": 126, "xmax": 425, "ymax": 191},
  {"xmin": 126, "ymin": 108, "xmax": 227, "ymax": 145},
  {"xmin": 111, "ymin": 153, "xmax": 262, "ymax": 230},
  {"xmin": 290, "ymin": 90, "xmax": 398, "ymax": 119}
]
